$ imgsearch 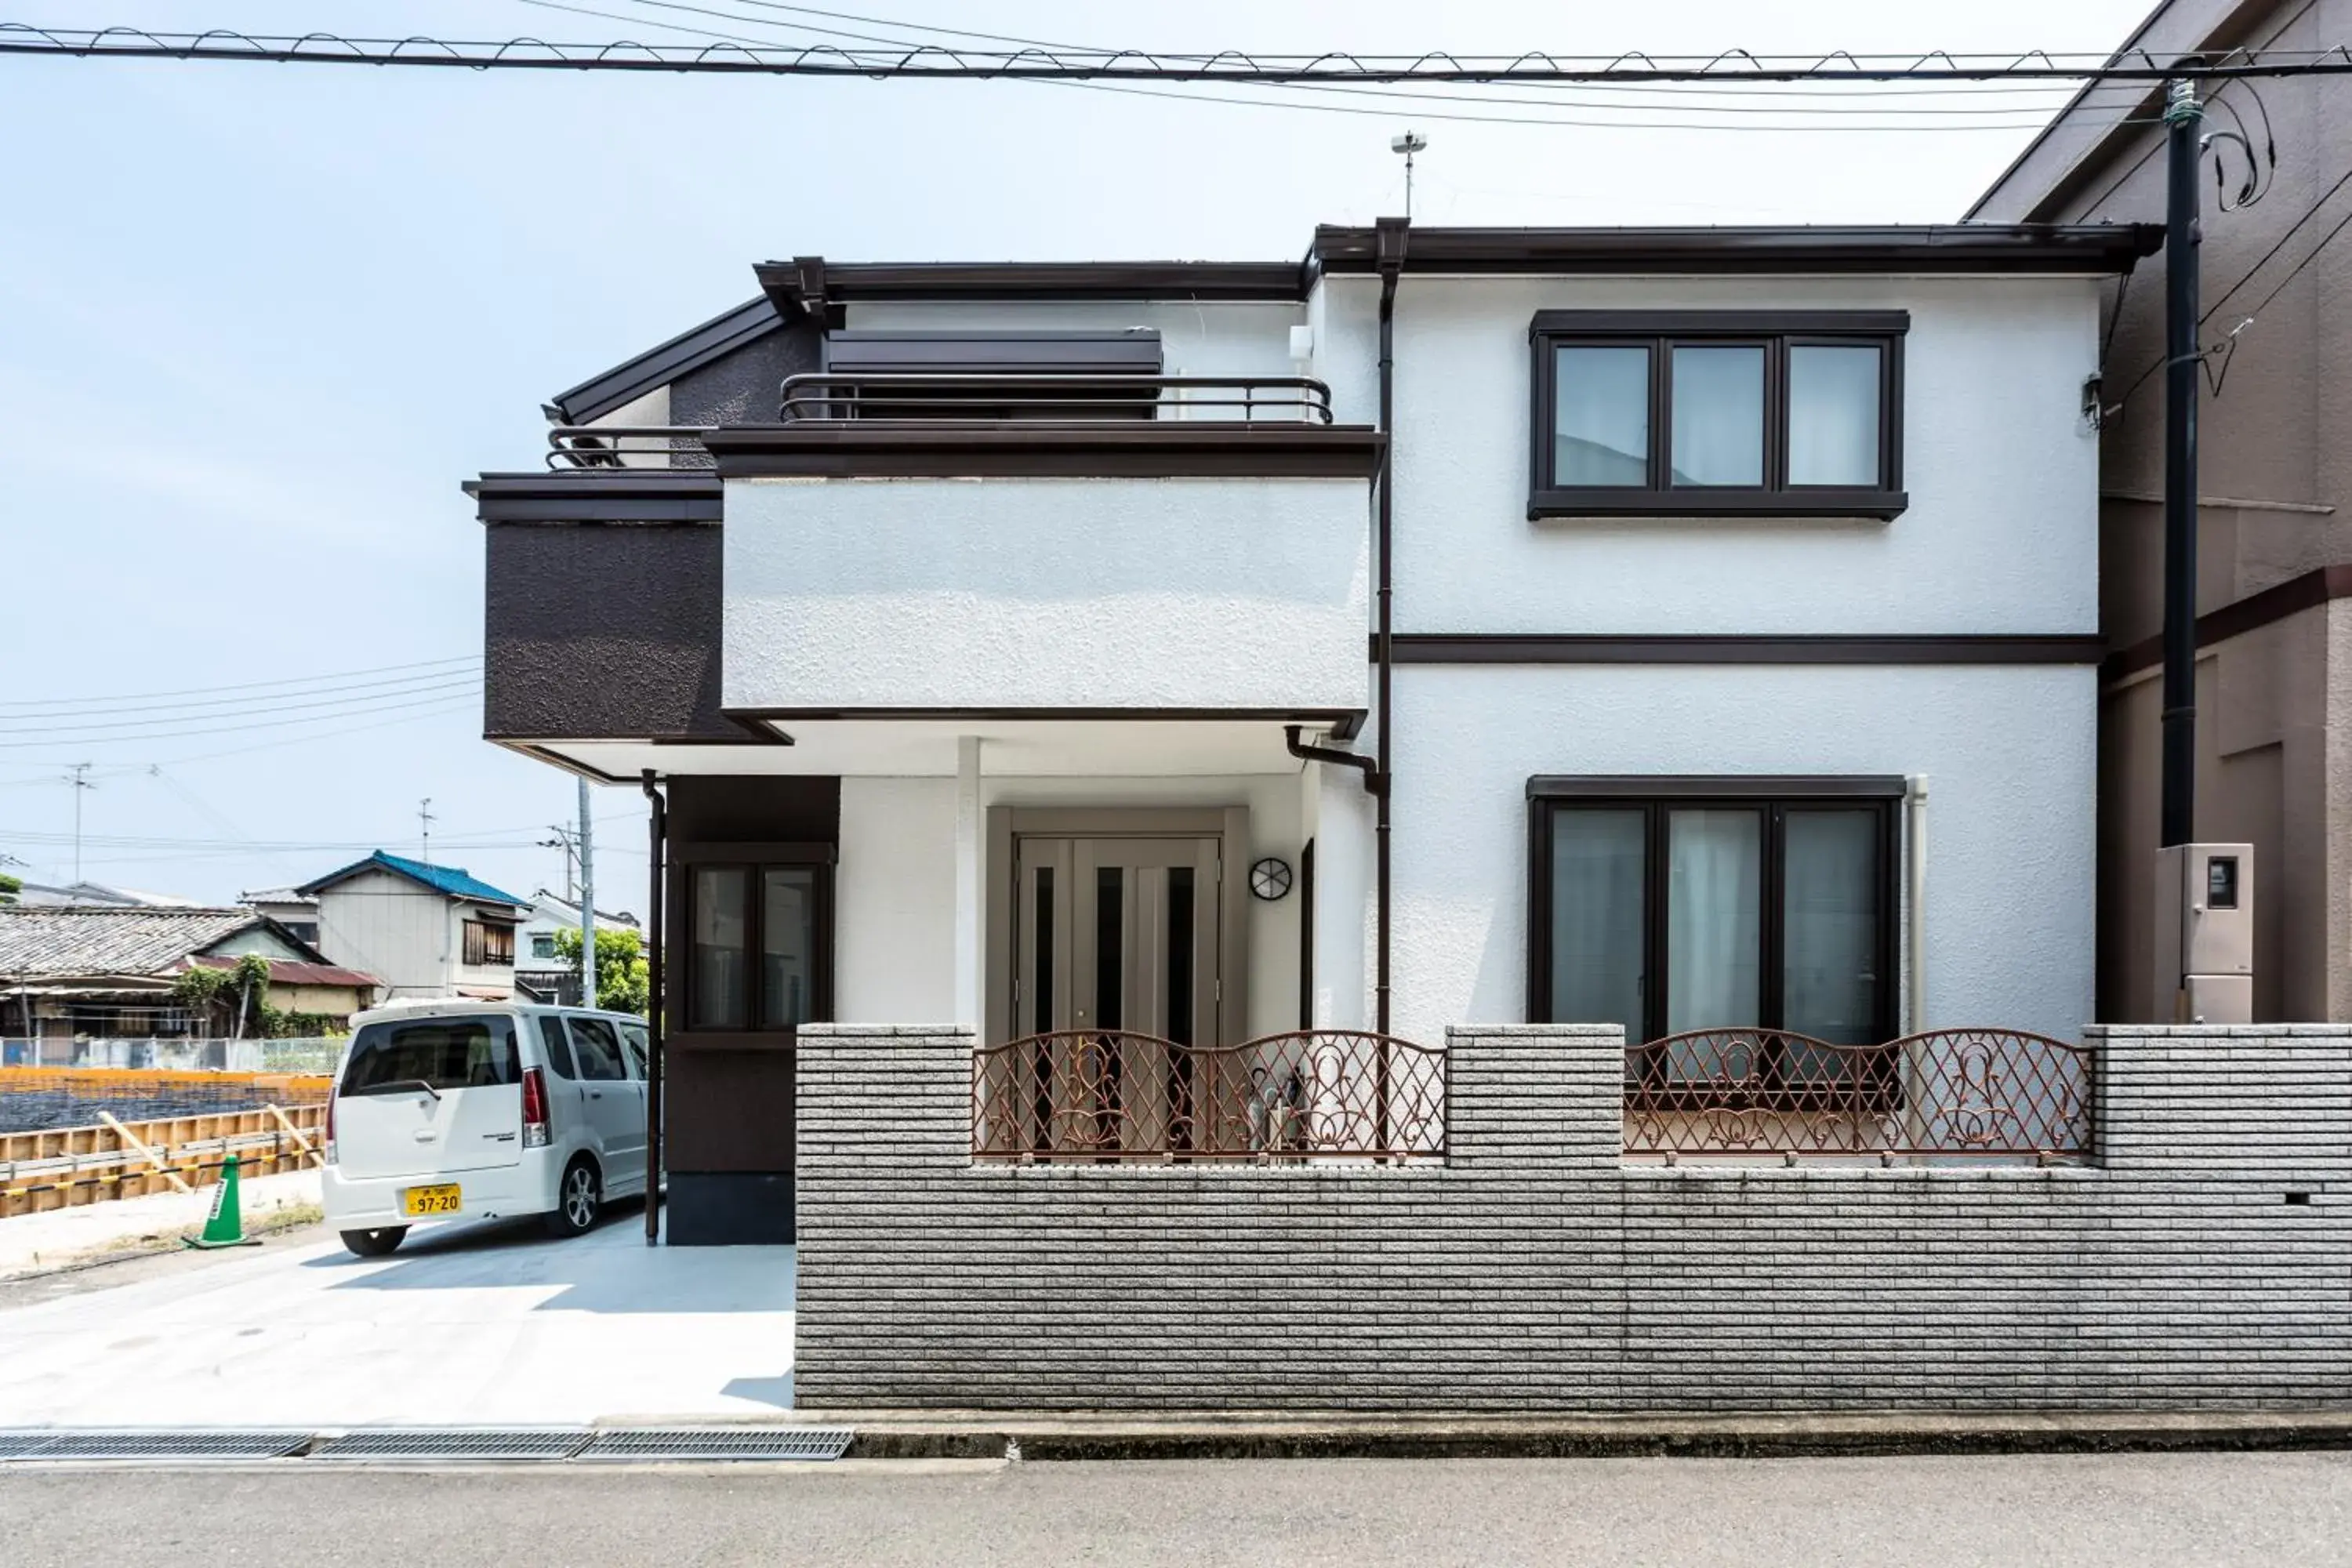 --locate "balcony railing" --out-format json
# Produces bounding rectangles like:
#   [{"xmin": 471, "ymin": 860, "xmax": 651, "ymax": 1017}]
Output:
[
  {"xmin": 1624, "ymin": 1027, "xmax": 2096, "ymax": 1162},
  {"xmin": 779, "ymin": 372, "xmax": 1335, "ymax": 424},
  {"xmin": 974, "ymin": 1029, "xmax": 1445, "ymax": 1163},
  {"xmin": 545, "ymin": 426, "xmax": 713, "ymax": 470}
]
